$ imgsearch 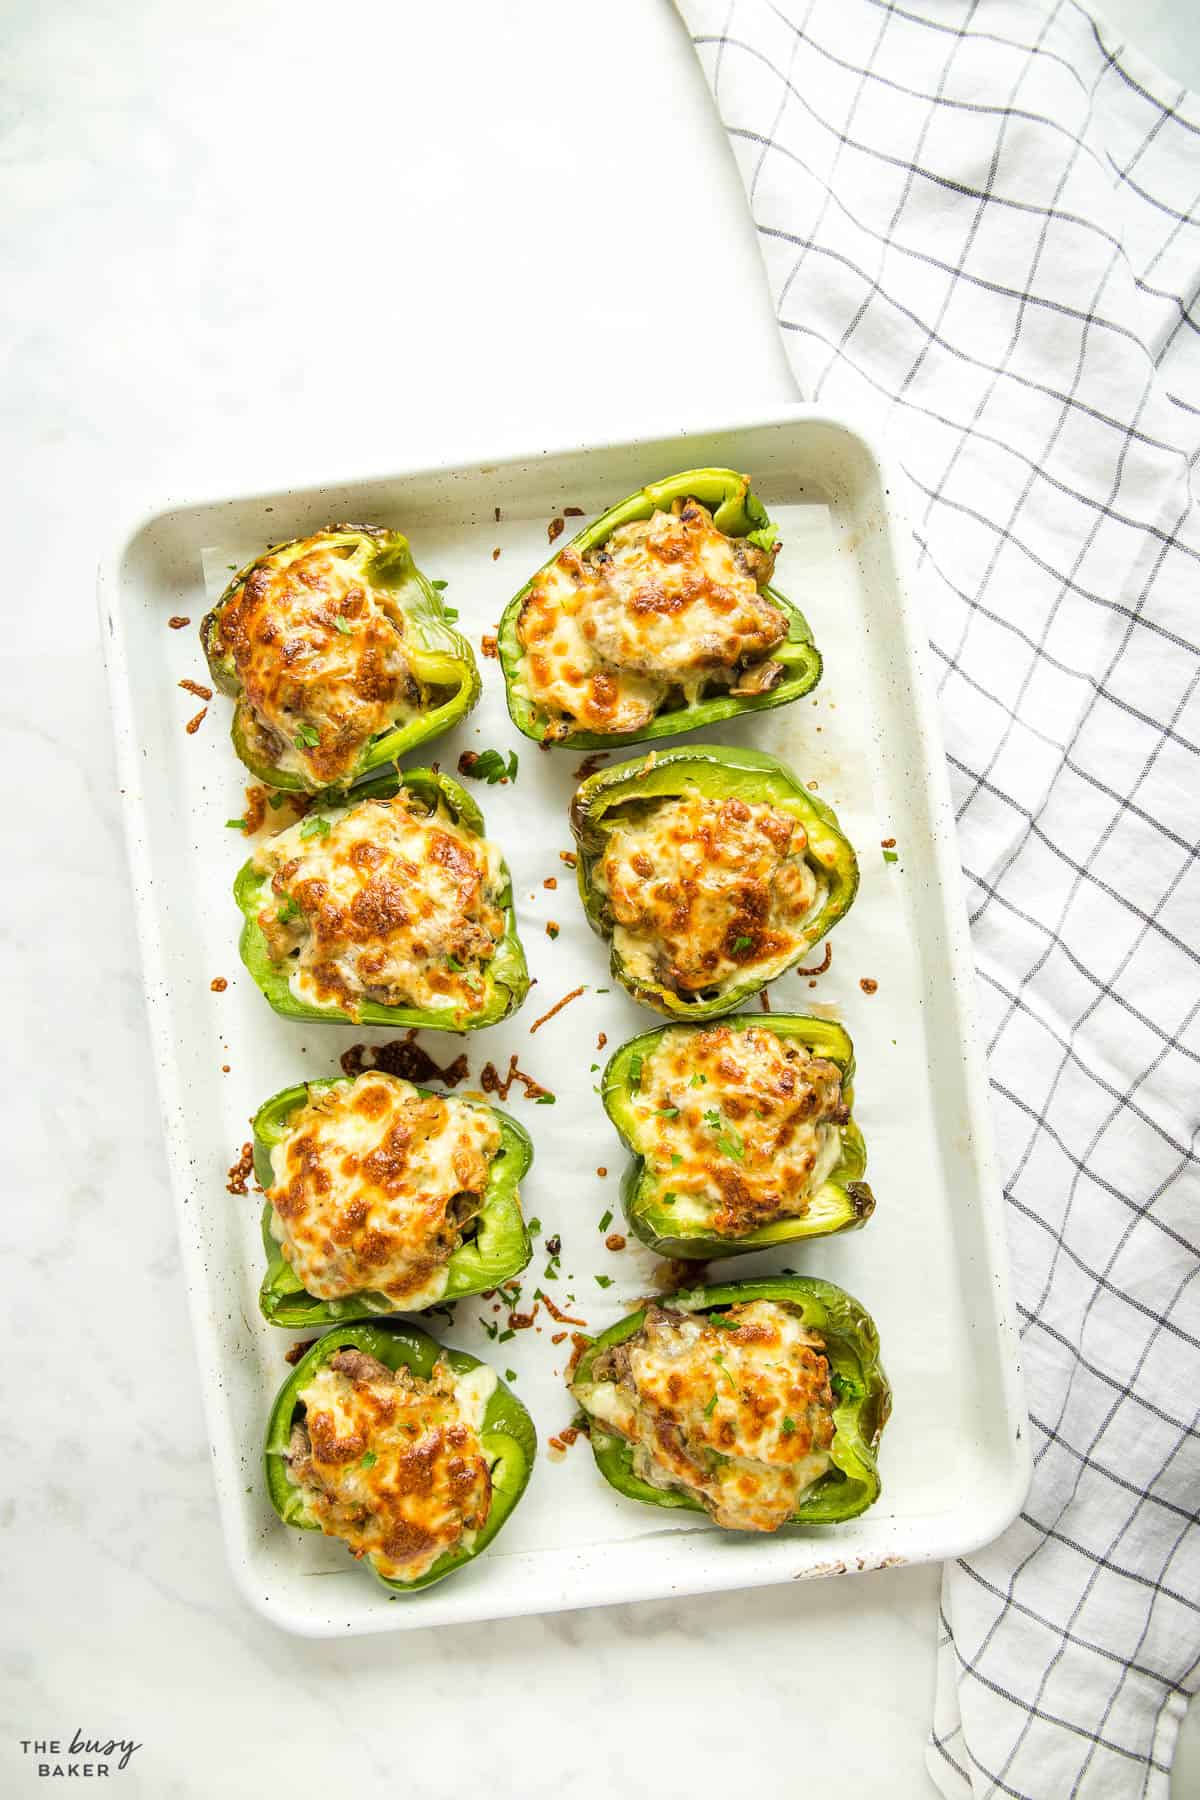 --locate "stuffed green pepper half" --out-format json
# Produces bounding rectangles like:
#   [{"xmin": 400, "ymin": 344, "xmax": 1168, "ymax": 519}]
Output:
[
  {"xmin": 265, "ymin": 1322, "xmax": 535, "ymax": 1592},
  {"xmin": 234, "ymin": 766, "xmax": 529, "ymax": 1028},
  {"xmin": 499, "ymin": 469, "xmax": 821, "ymax": 747},
  {"xmin": 601, "ymin": 1015, "xmax": 873, "ymax": 1259},
  {"xmin": 202, "ymin": 525, "xmax": 480, "ymax": 792},
  {"xmin": 570, "ymin": 744, "xmax": 858, "ymax": 1017},
  {"xmin": 253, "ymin": 1070, "xmax": 533, "ymax": 1327},
  {"xmin": 571, "ymin": 1277, "xmax": 888, "ymax": 1529}
]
